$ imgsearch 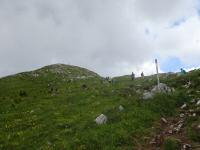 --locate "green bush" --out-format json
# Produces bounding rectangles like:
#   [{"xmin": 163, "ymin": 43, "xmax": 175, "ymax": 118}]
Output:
[
  {"xmin": 19, "ymin": 90, "xmax": 28, "ymax": 97},
  {"xmin": 187, "ymin": 122, "xmax": 200, "ymax": 142},
  {"xmin": 163, "ymin": 137, "xmax": 181, "ymax": 150}
]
